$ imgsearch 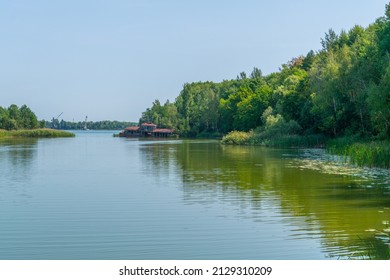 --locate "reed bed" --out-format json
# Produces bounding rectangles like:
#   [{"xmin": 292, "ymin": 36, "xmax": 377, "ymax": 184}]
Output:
[
  {"xmin": 0, "ymin": 129, "xmax": 75, "ymax": 138},
  {"xmin": 221, "ymin": 130, "xmax": 326, "ymax": 148},
  {"xmin": 327, "ymin": 138, "xmax": 390, "ymax": 169}
]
